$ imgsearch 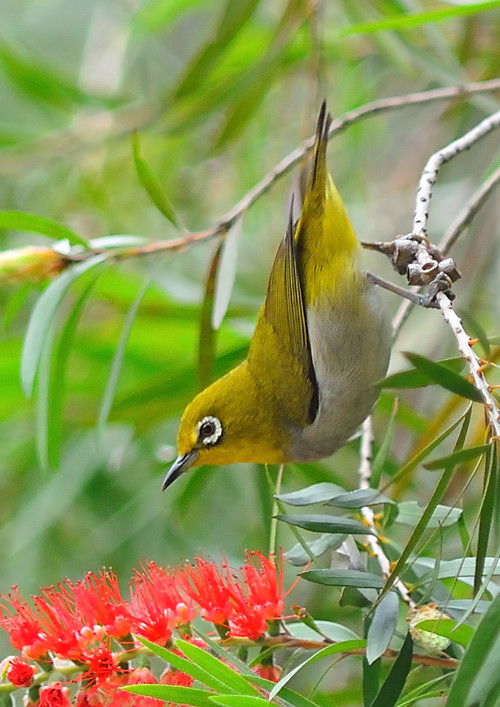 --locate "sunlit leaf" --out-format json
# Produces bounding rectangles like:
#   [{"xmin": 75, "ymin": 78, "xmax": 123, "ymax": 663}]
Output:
[
  {"xmin": 0, "ymin": 210, "xmax": 88, "ymax": 246},
  {"xmin": 124, "ymin": 684, "xmax": 211, "ymax": 706},
  {"xmin": 341, "ymin": 2, "xmax": 500, "ymax": 35},
  {"xmin": 131, "ymin": 132, "xmax": 179, "ymax": 226},
  {"xmin": 415, "ymin": 618, "xmax": 474, "ymax": 648}
]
